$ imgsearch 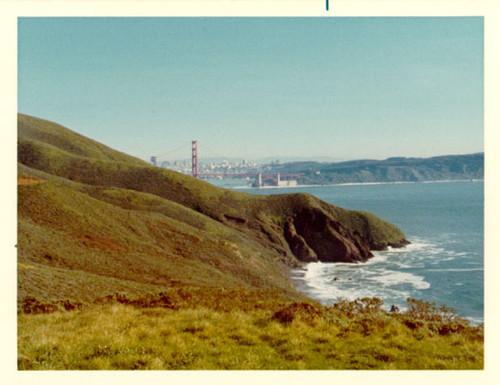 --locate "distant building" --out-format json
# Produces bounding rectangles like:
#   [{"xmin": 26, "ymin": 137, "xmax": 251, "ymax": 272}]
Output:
[{"xmin": 277, "ymin": 179, "xmax": 297, "ymax": 187}]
